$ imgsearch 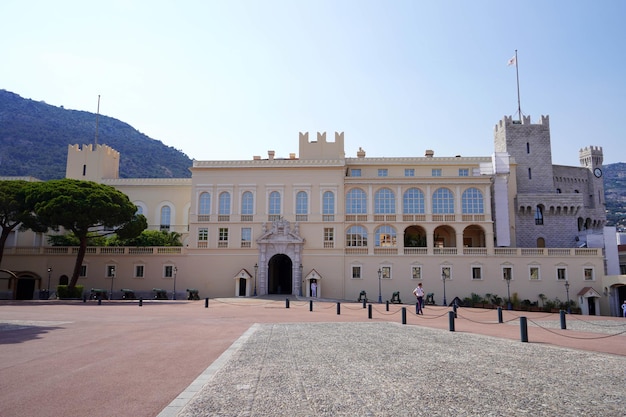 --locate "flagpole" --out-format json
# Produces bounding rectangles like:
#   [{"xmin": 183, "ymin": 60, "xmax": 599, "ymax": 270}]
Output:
[{"xmin": 514, "ymin": 50, "xmax": 521, "ymax": 122}]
